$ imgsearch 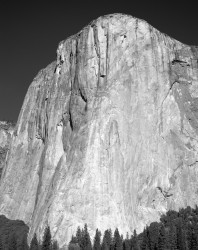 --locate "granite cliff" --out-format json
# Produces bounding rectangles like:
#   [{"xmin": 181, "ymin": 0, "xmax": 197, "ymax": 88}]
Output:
[
  {"xmin": 0, "ymin": 121, "xmax": 15, "ymax": 177},
  {"xmin": 1, "ymin": 13, "xmax": 198, "ymax": 247}
]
